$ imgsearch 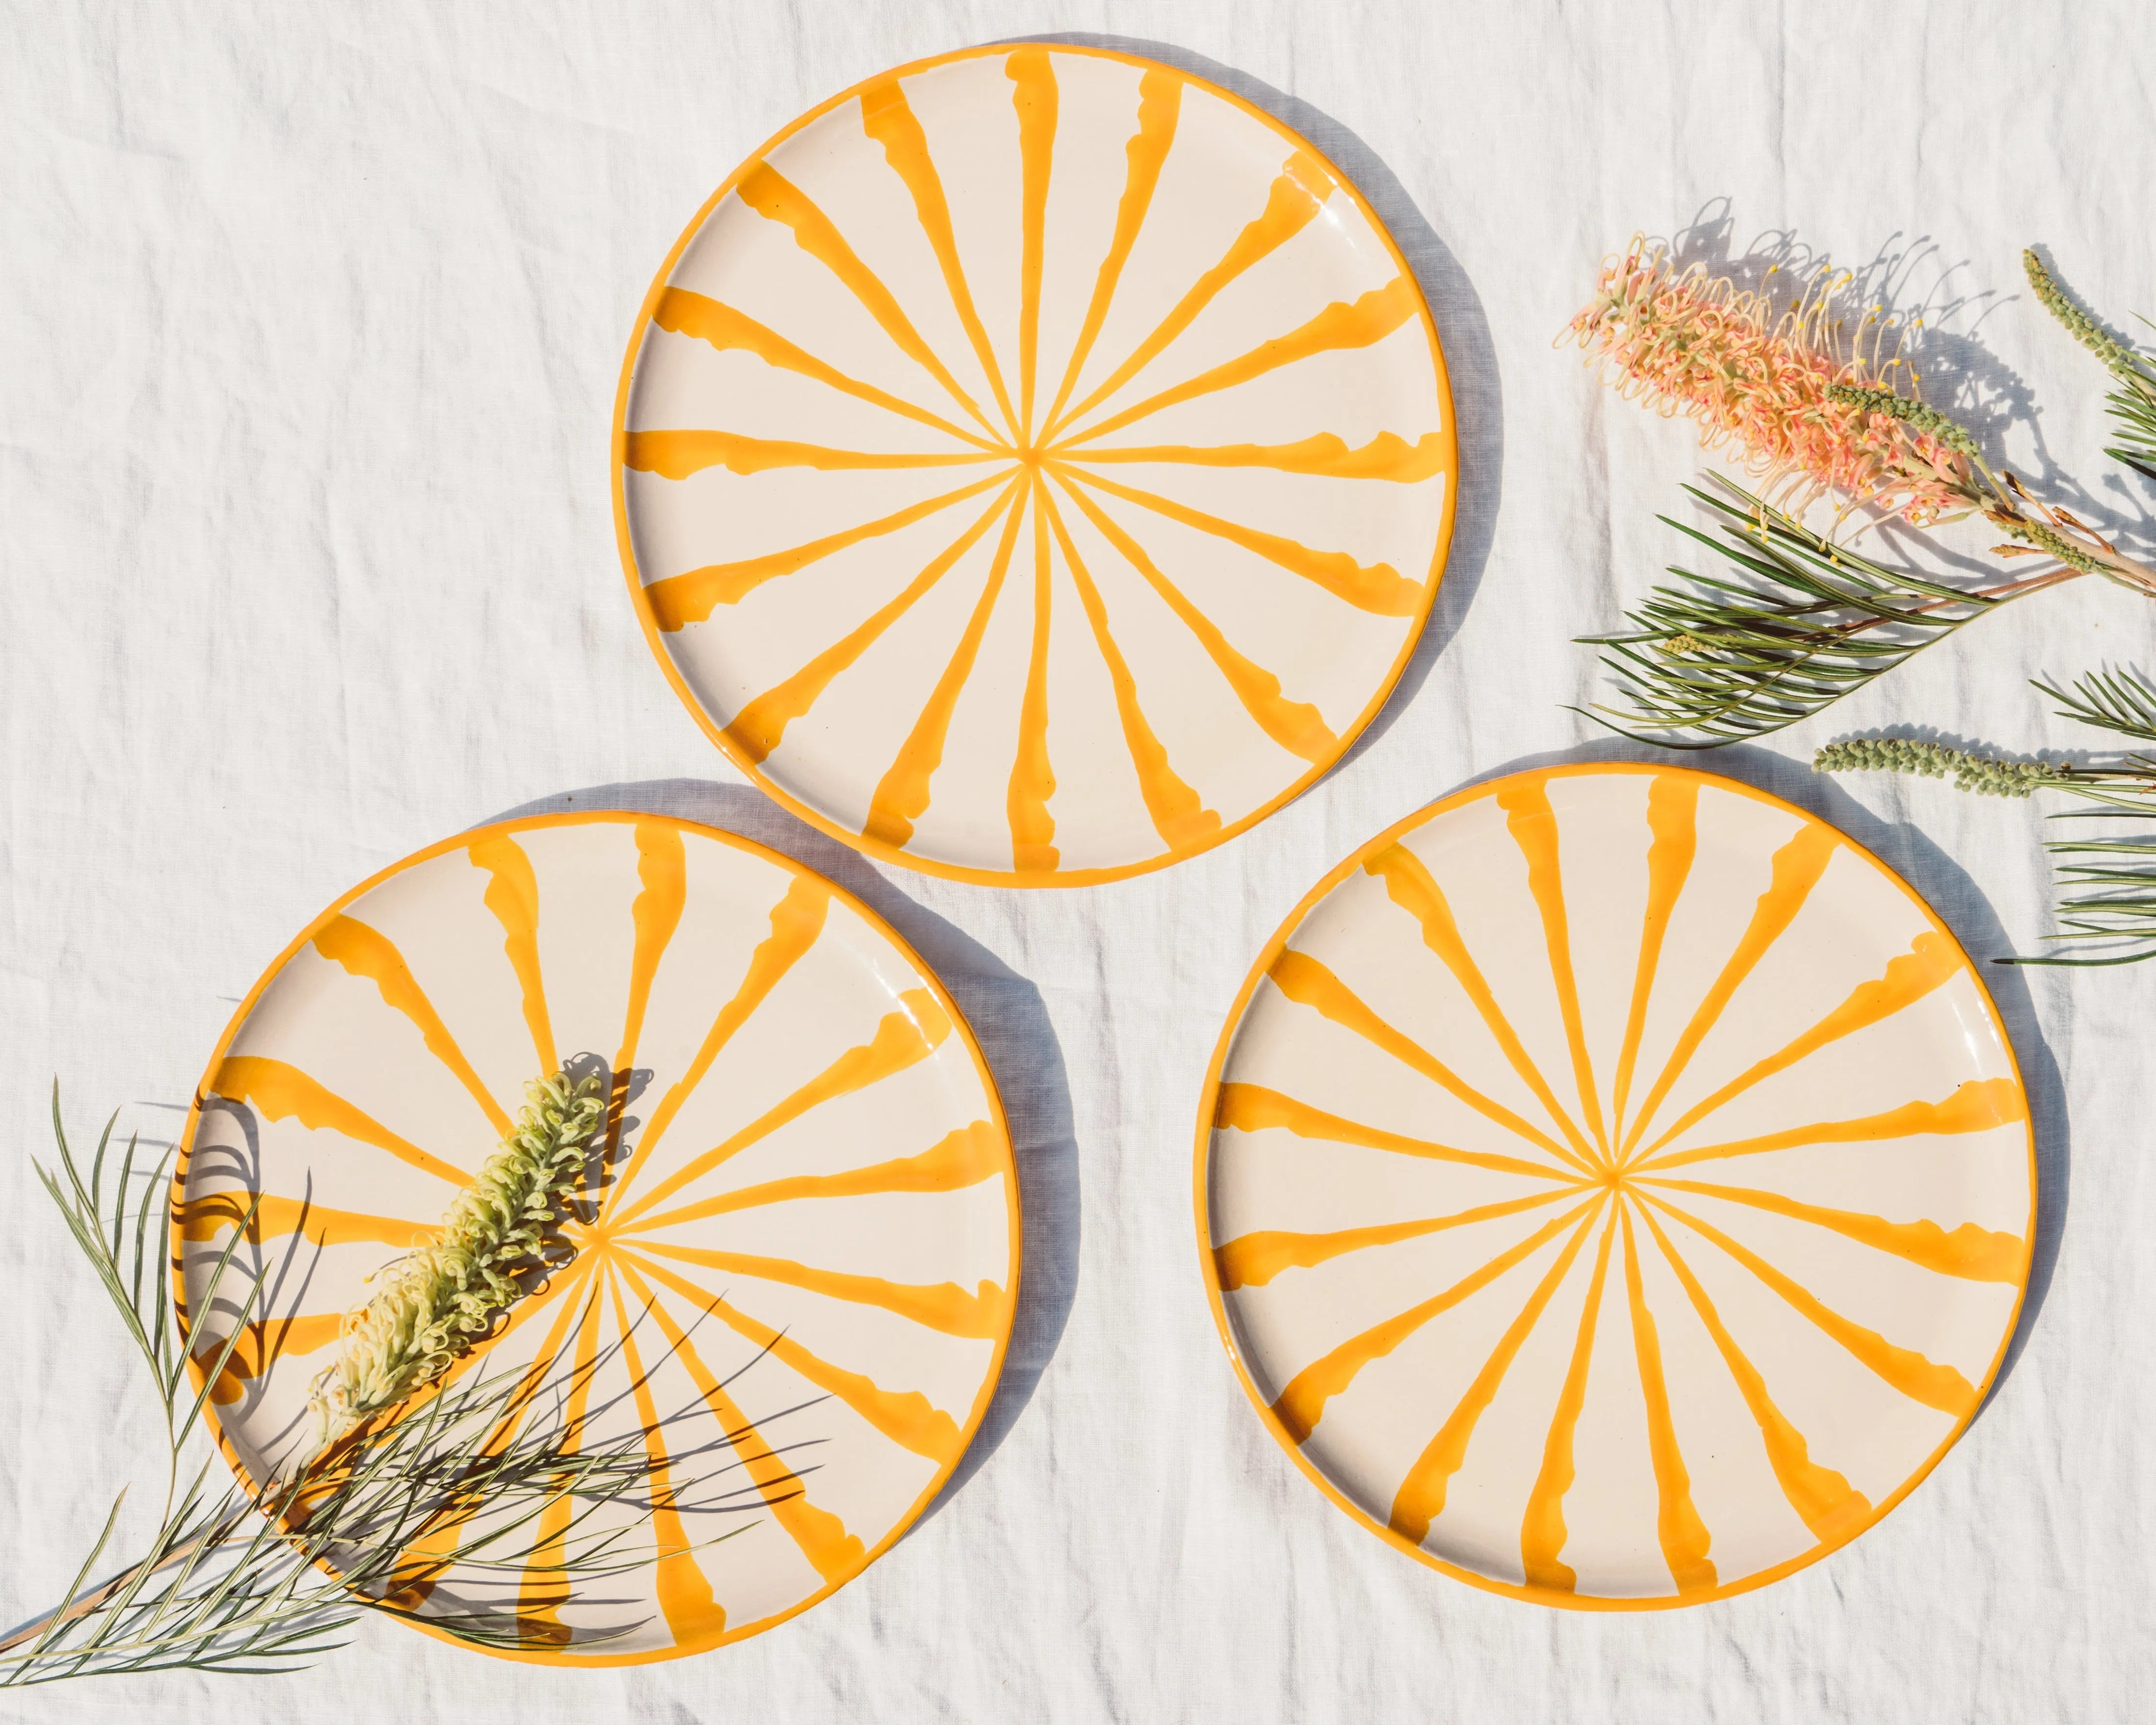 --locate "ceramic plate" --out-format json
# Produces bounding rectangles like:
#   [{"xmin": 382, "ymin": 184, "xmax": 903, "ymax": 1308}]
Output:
[
  {"xmin": 173, "ymin": 813, "xmax": 1018, "ymax": 1662},
  {"xmin": 1194, "ymin": 764, "xmax": 2032, "ymax": 1608},
  {"xmin": 612, "ymin": 44, "xmax": 1455, "ymax": 885}
]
